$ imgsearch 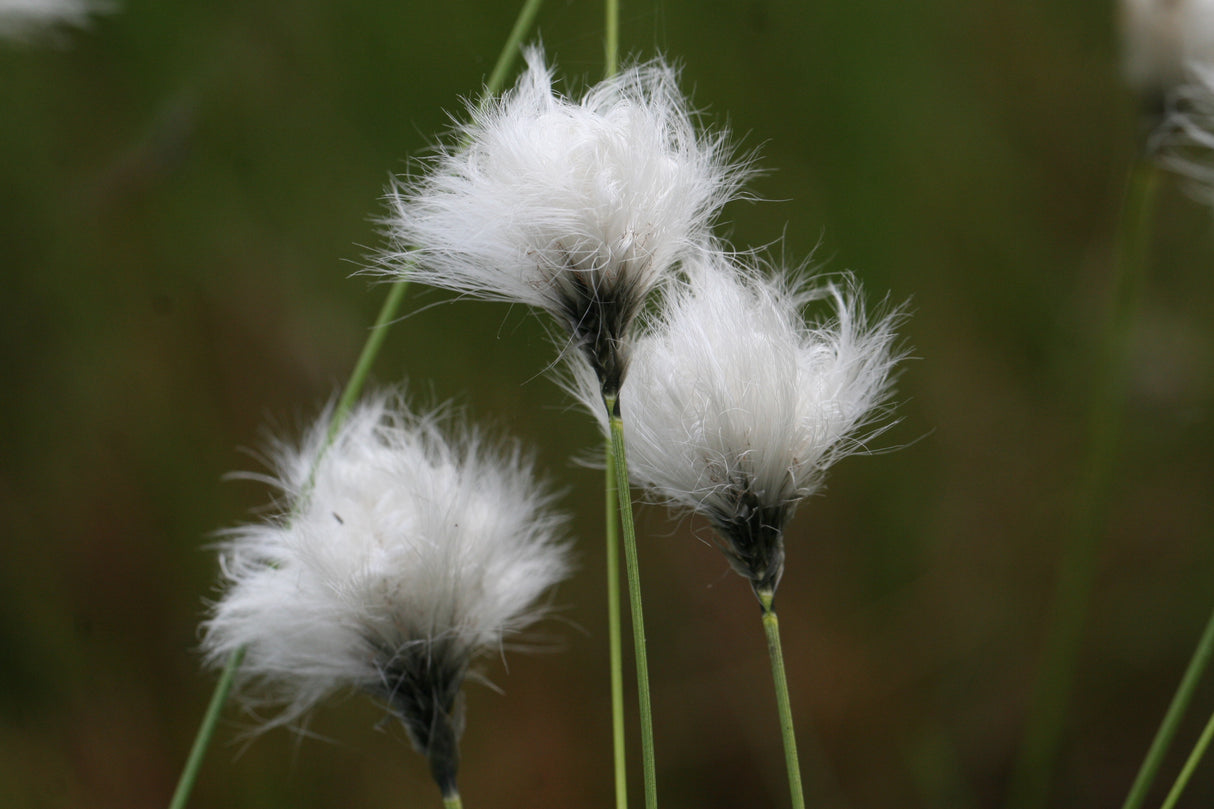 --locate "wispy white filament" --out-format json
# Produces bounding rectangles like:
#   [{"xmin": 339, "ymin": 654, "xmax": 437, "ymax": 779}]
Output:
[
  {"xmin": 381, "ymin": 46, "xmax": 749, "ymax": 395},
  {"xmin": 571, "ymin": 252, "xmax": 902, "ymax": 592},
  {"xmin": 202, "ymin": 392, "xmax": 572, "ymax": 733}
]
